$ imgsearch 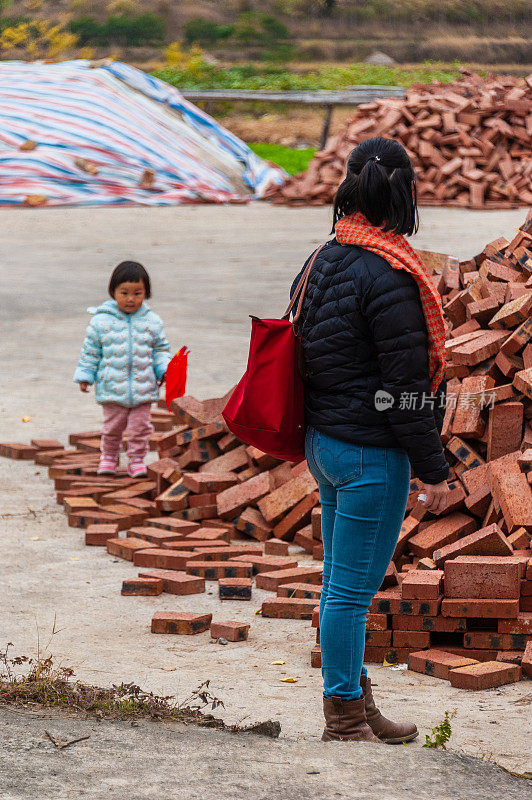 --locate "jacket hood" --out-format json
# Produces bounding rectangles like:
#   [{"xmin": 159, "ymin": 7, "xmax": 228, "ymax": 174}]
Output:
[{"xmin": 87, "ymin": 300, "xmax": 150, "ymax": 318}]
